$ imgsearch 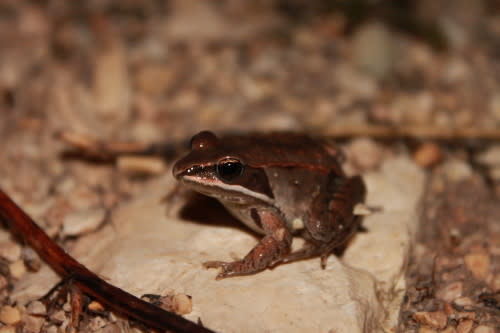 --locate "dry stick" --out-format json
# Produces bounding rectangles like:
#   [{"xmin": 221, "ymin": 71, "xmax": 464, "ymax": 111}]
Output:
[
  {"xmin": 325, "ymin": 125, "xmax": 500, "ymax": 140},
  {"xmin": 0, "ymin": 190, "xmax": 216, "ymax": 333},
  {"xmin": 58, "ymin": 131, "xmax": 181, "ymax": 161},
  {"xmin": 60, "ymin": 127, "xmax": 500, "ymax": 154}
]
